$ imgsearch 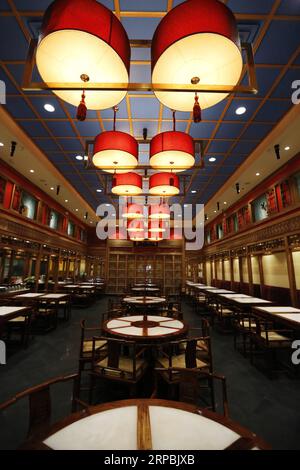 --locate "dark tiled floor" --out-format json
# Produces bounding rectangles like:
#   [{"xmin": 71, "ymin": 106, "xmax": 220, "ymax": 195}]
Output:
[{"xmin": 1, "ymin": 297, "xmax": 300, "ymax": 450}]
